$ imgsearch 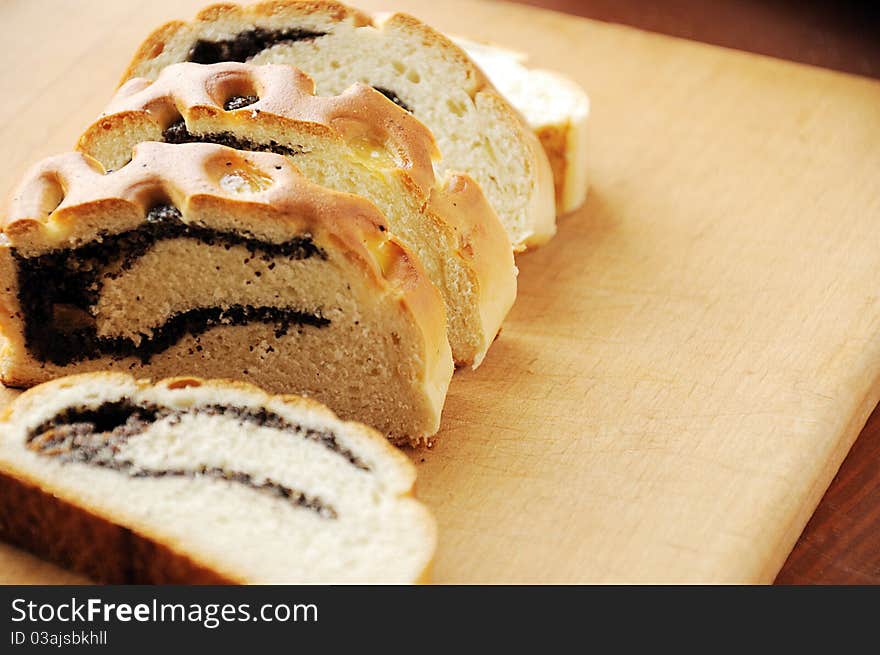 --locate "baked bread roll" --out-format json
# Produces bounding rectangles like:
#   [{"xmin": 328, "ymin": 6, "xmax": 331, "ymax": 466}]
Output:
[
  {"xmin": 79, "ymin": 61, "xmax": 516, "ymax": 367},
  {"xmin": 0, "ymin": 142, "xmax": 452, "ymax": 443},
  {"xmin": 453, "ymin": 37, "xmax": 590, "ymax": 215},
  {"xmin": 0, "ymin": 373, "xmax": 436, "ymax": 583},
  {"xmin": 121, "ymin": 0, "xmax": 556, "ymax": 250}
]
